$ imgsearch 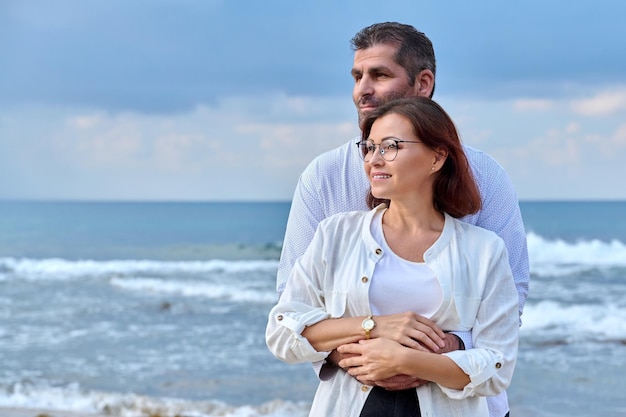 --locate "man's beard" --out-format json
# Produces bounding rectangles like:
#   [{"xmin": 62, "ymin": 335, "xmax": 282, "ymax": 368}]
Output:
[{"xmin": 357, "ymin": 90, "xmax": 414, "ymax": 128}]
